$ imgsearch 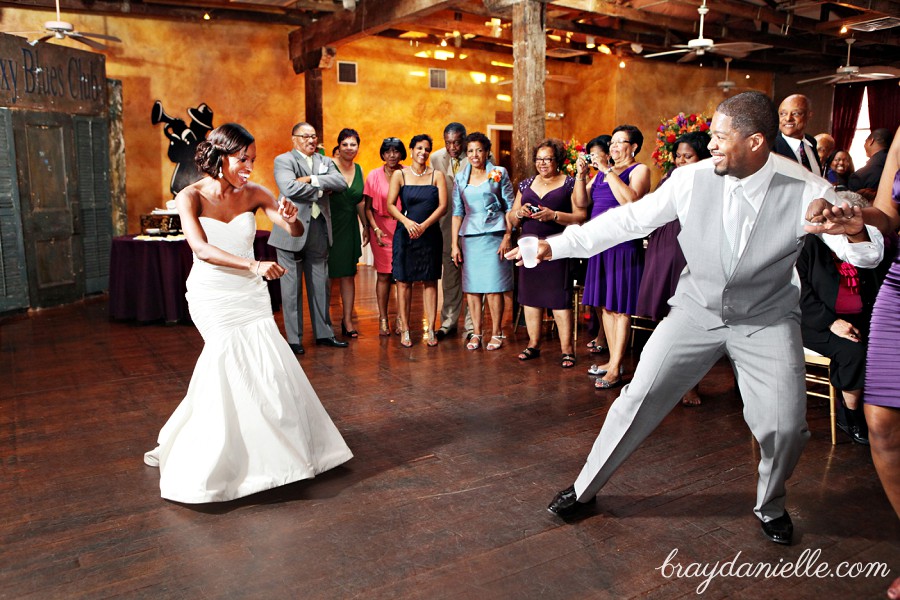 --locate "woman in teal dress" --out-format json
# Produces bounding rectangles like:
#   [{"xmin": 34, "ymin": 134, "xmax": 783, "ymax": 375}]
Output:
[
  {"xmin": 328, "ymin": 128, "xmax": 367, "ymax": 338},
  {"xmin": 450, "ymin": 132, "xmax": 514, "ymax": 351}
]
